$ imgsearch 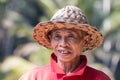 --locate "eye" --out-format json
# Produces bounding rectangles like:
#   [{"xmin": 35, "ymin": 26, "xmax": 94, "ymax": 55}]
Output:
[
  {"xmin": 52, "ymin": 34, "xmax": 61, "ymax": 40},
  {"xmin": 67, "ymin": 34, "xmax": 79, "ymax": 43}
]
